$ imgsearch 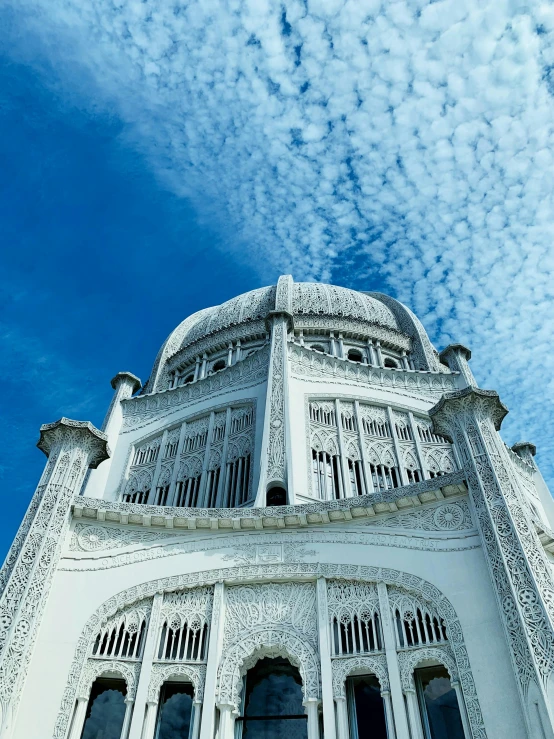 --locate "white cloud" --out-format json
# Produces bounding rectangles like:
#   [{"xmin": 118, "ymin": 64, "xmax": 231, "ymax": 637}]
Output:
[{"xmin": 6, "ymin": 0, "xmax": 554, "ymax": 485}]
